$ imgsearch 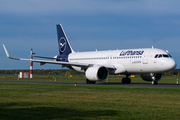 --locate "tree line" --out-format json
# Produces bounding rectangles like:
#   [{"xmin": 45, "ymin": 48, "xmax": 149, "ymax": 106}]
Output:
[
  {"xmin": 0, "ymin": 69, "xmax": 179, "ymax": 76},
  {"xmin": 0, "ymin": 69, "xmax": 83, "ymax": 76}
]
